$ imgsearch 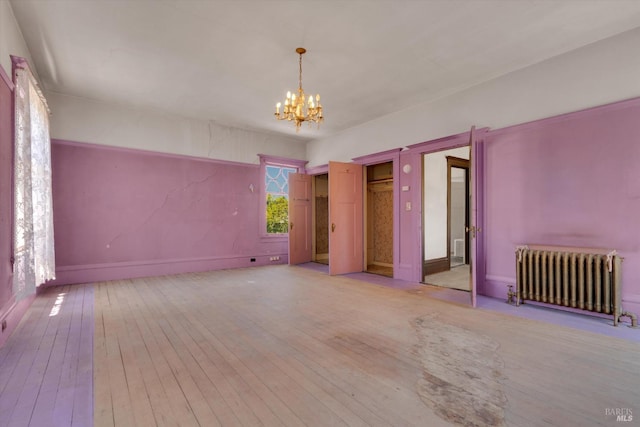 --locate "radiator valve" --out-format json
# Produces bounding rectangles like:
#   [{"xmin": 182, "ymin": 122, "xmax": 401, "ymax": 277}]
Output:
[
  {"xmin": 507, "ymin": 285, "xmax": 519, "ymax": 306},
  {"xmin": 618, "ymin": 311, "xmax": 638, "ymax": 328}
]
